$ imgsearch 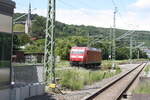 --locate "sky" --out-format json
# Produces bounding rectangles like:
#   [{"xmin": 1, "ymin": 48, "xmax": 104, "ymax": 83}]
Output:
[{"xmin": 13, "ymin": 0, "xmax": 150, "ymax": 31}]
